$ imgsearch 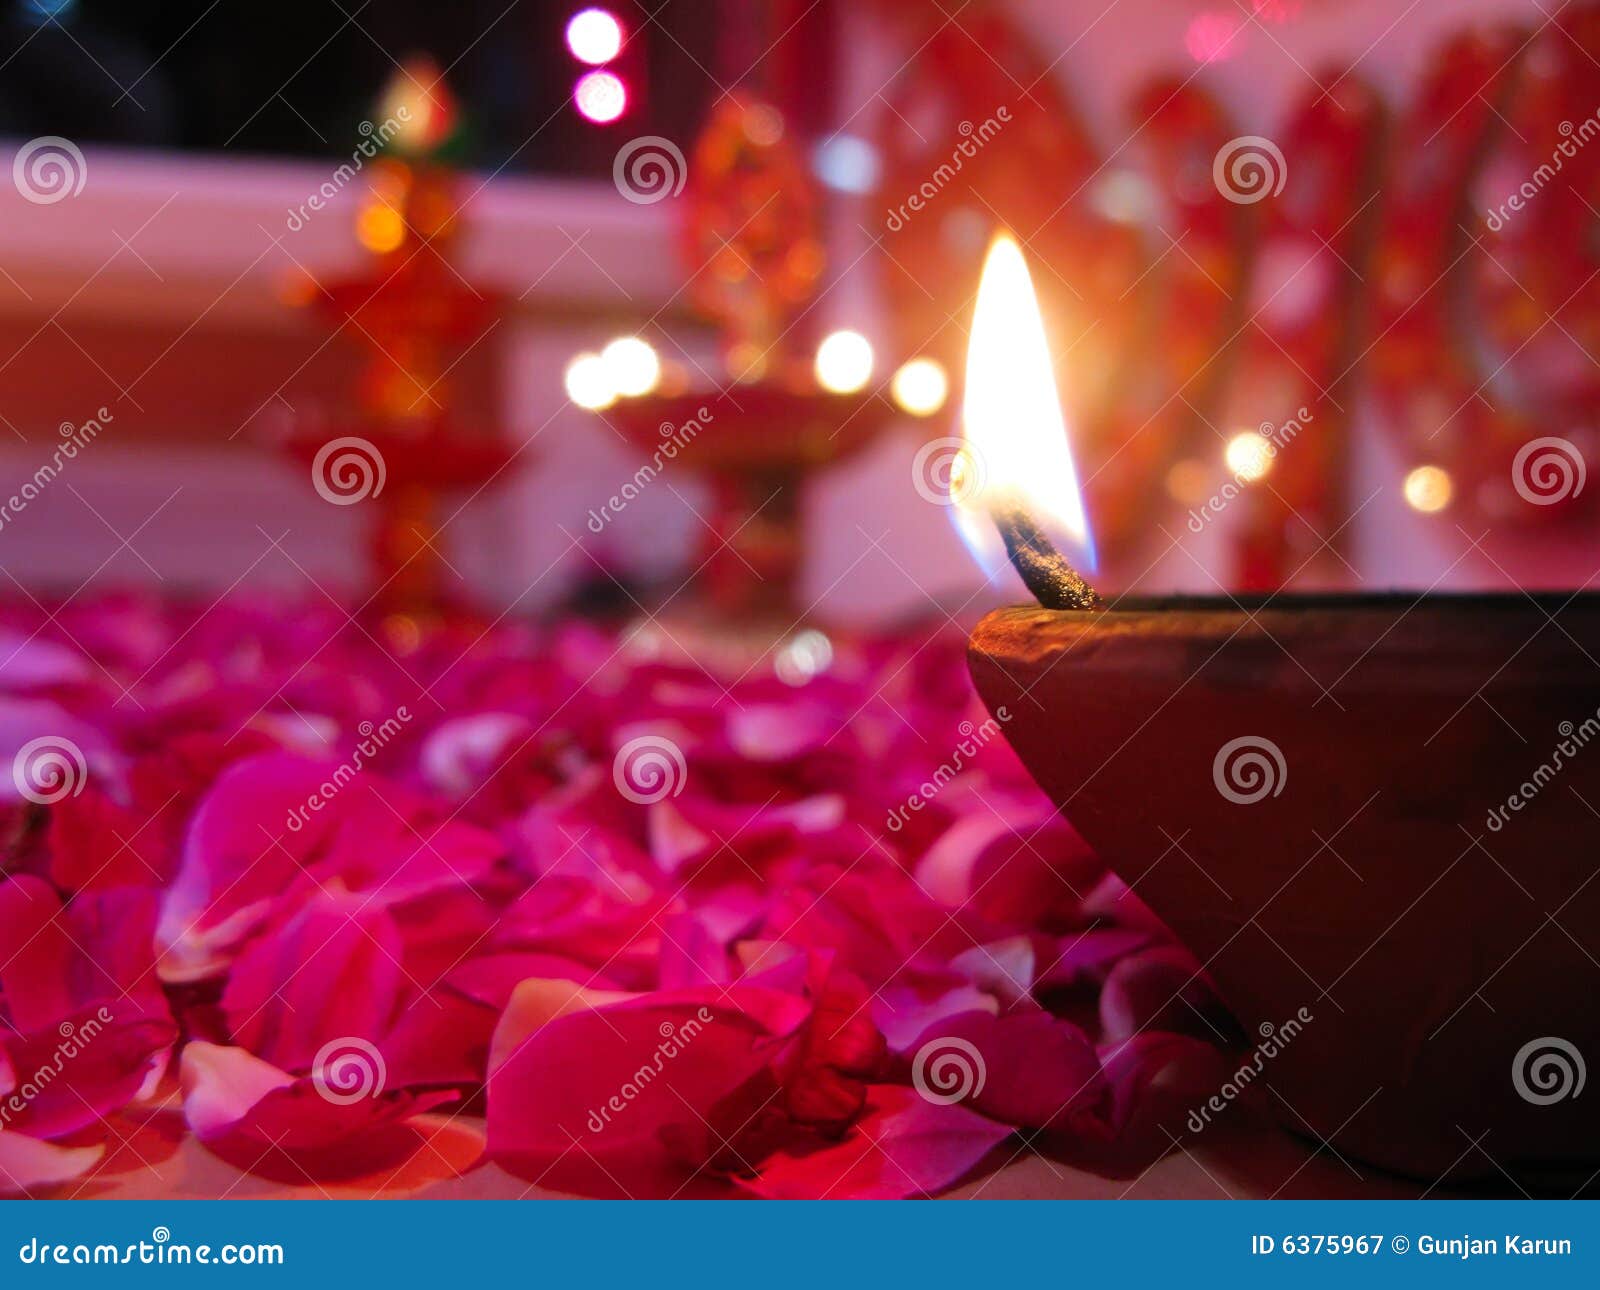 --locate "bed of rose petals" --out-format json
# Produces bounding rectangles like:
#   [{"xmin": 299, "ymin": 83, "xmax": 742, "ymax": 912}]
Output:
[{"xmin": 0, "ymin": 595, "xmax": 1236, "ymax": 1198}]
